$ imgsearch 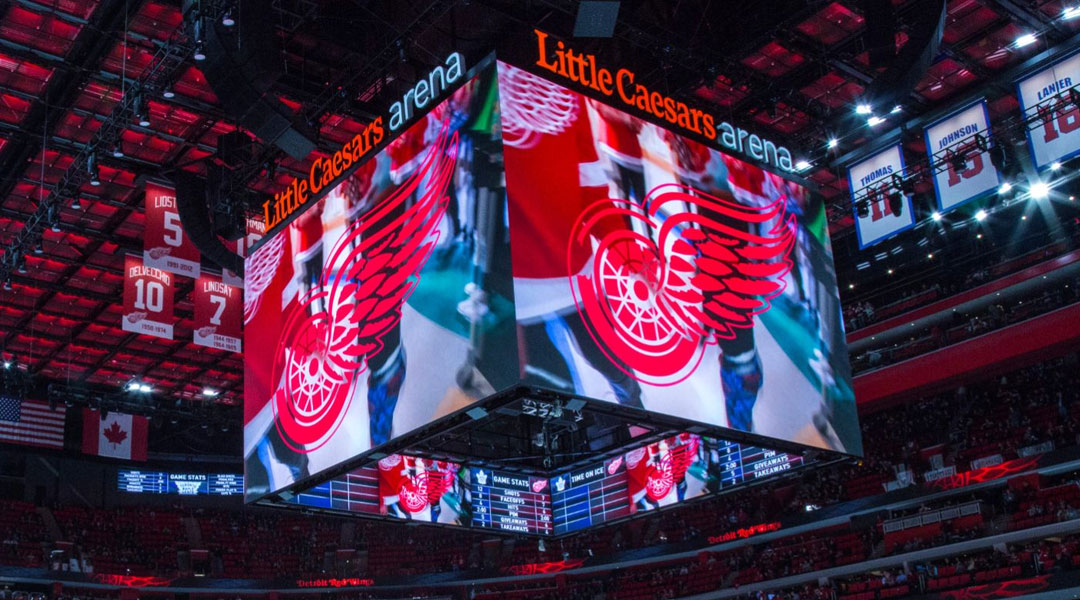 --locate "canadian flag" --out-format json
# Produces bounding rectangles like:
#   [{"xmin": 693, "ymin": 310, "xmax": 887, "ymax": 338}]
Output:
[{"xmin": 82, "ymin": 409, "xmax": 148, "ymax": 461}]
